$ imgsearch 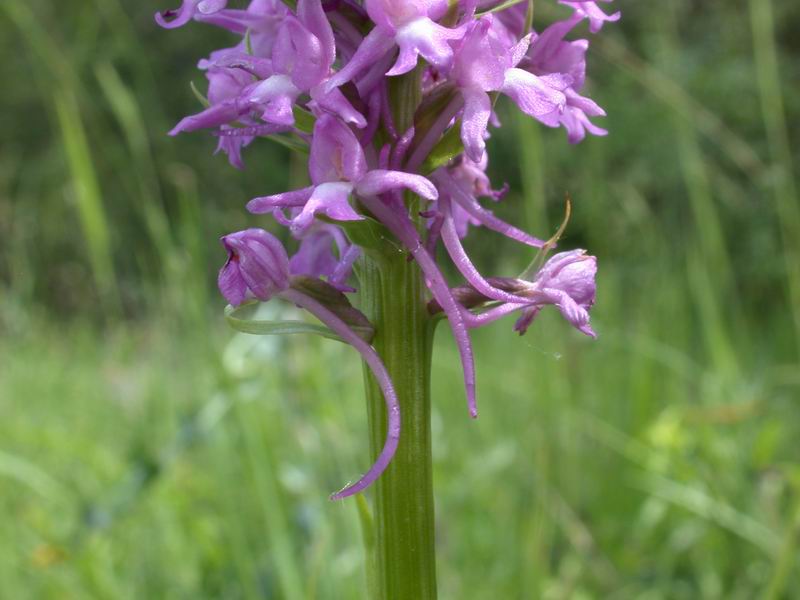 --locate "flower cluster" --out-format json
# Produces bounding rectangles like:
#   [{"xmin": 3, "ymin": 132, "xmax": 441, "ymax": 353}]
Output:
[{"xmin": 159, "ymin": 0, "xmax": 614, "ymax": 499}]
